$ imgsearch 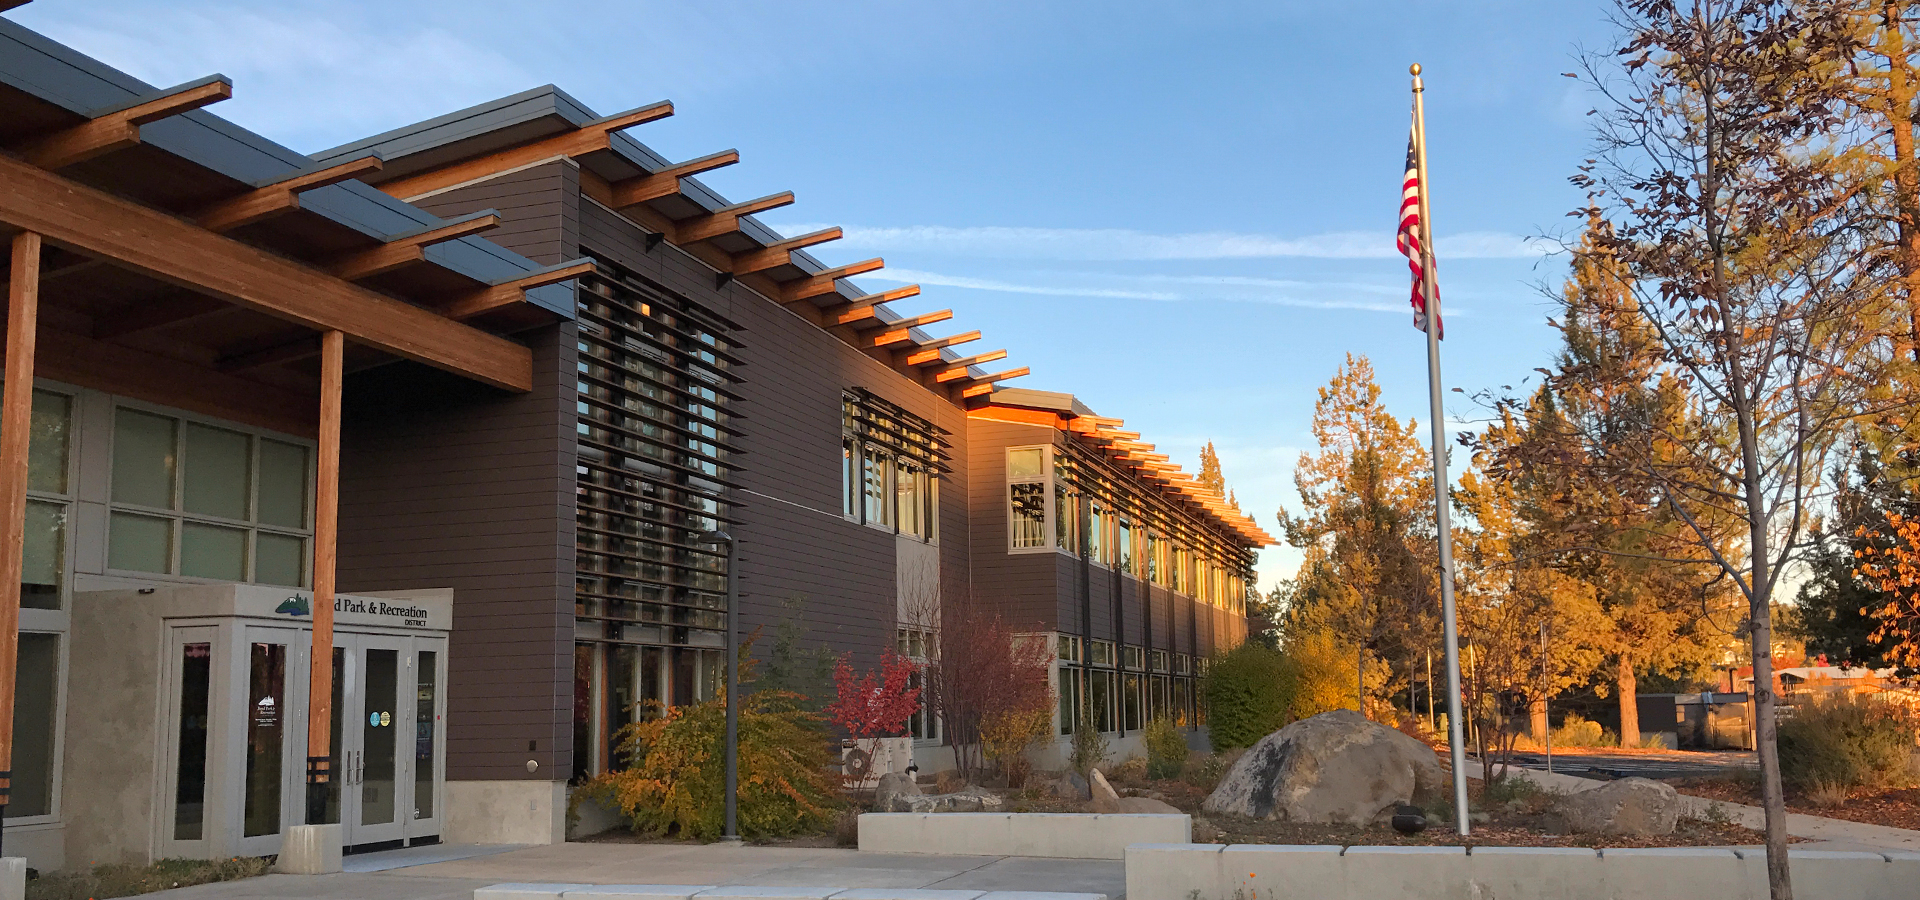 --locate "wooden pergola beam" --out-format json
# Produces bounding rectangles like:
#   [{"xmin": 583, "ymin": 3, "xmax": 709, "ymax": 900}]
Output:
[
  {"xmin": 675, "ymin": 192, "xmax": 795, "ymax": 243},
  {"xmin": 608, "ymin": 149, "xmax": 741, "ymax": 208},
  {"xmin": 217, "ymin": 335, "xmax": 323, "ymax": 373},
  {"xmin": 0, "ymin": 153, "xmax": 532, "ymax": 391},
  {"xmin": 957, "ymin": 366, "xmax": 1030, "ymax": 397},
  {"xmin": 903, "ymin": 331, "xmax": 982, "ymax": 364},
  {"xmin": 442, "ymin": 258, "xmax": 596, "ymax": 321},
  {"xmin": 730, "ymin": 227, "xmax": 842, "ymax": 275},
  {"xmin": 15, "ymin": 75, "xmax": 232, "ymax": 170},
  {"xmin": 328, "ymin": 210, "xmax": 502, "ymax": 281},
  {"xmin": 860, "ymin": 309, "xmax": 953, "ymax": 347},
  {"xmin": 780, "ymin": 258, "xmax": 885, "ymax": 303},
  {"xmin": 931, "ymin": 350, "xmax": 1009, "ymax": 382},
  {"xmin": 198, "ymin": 156, "xmax": 383, "ymax": 232},
  {"xmin": 379, "ymin": 100, "xmax": 675, "ymax": 199},
  {"xmin": 828, "ymin": 285, "xmax": 920, "ymax": 326},
  {"xmin": 94, "ymin": 292, "xmax": 231, "ymax": 340}
]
